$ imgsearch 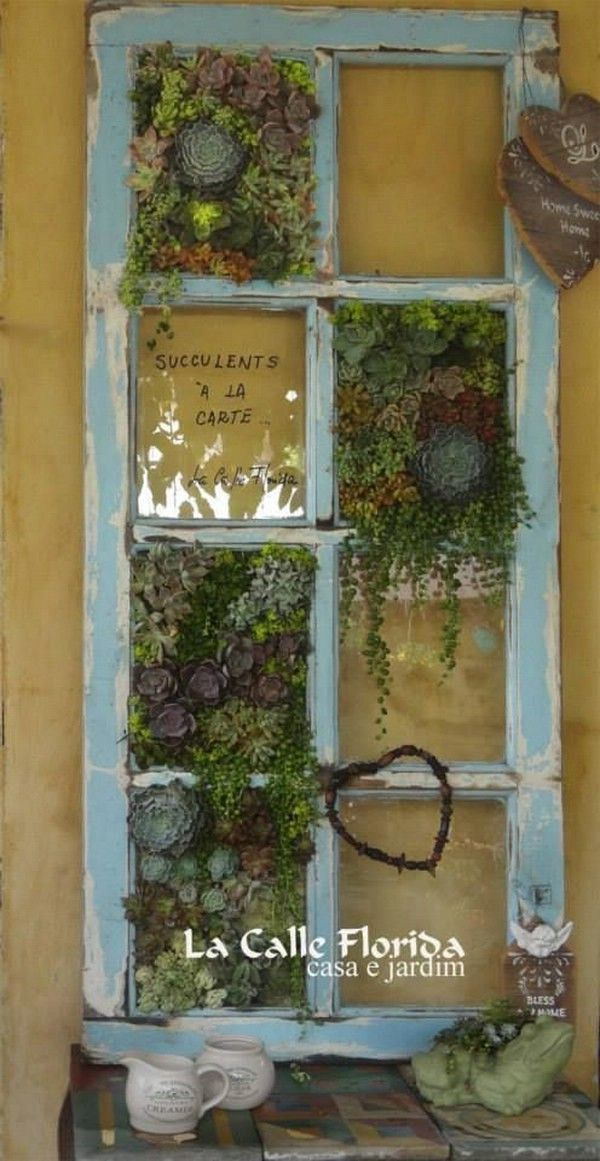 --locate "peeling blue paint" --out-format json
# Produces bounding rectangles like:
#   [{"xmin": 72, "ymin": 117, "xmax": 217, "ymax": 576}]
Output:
[{"xmin": 85, "ymin": 5, "xmax": 563, "ymax": 1058}]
